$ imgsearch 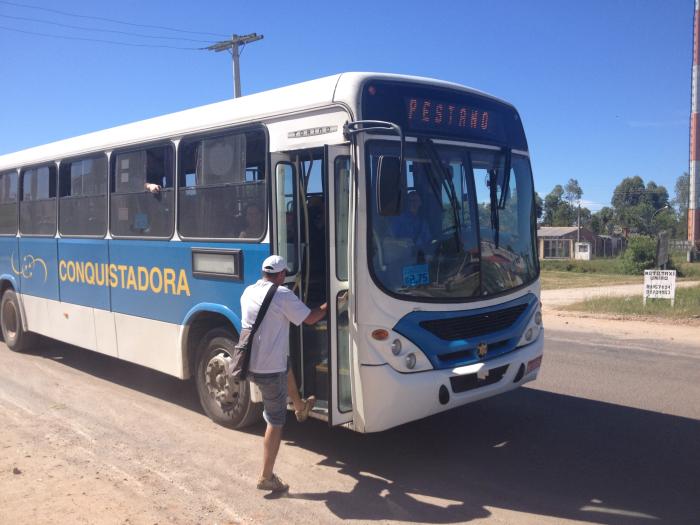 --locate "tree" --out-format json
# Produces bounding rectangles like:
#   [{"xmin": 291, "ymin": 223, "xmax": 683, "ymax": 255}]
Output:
[
  {"xmin": 611, "ymin": 176, "xmax": 671, "ymax": 235},
  {"xmin": 543, "ymin": 185, "xmax": 574, "ymax": 226},
  {"xmin": 534, "ymin": 192, "xmax": 544, "ymax": 221},
  {"xmin": 564, "ymin": 178, "xmax": 583, "ymax": 207},
  {"xmin": 674, "ymin": 172, "xmax": 690, "ymax": 239},
  {"xmin": 590, "ymin": 206, "xmax": 615, "ymax": 235},
  {"xmin": 611, "ymin": 176, "xmax": 645, "ymax": 210}
]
